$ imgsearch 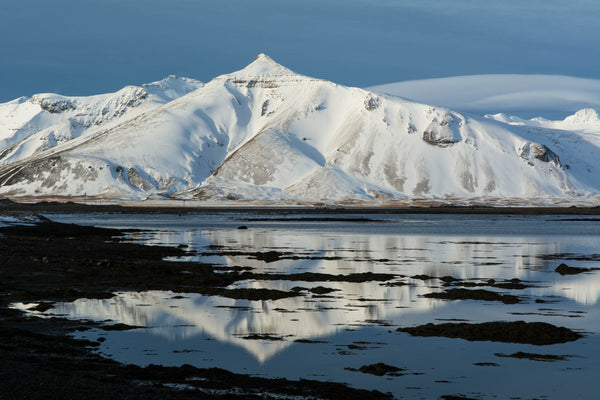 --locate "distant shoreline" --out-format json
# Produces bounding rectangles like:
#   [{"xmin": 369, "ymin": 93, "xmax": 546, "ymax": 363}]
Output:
[{"xmin": 1, "ymin": 199, "xmax": 600, "ymax": 215}]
